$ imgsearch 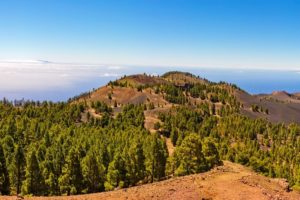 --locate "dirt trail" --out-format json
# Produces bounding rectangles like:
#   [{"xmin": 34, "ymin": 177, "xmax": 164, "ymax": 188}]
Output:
[{"xmin": 2, "ymin": 161, "xmax": 299, "ymax": 200}]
